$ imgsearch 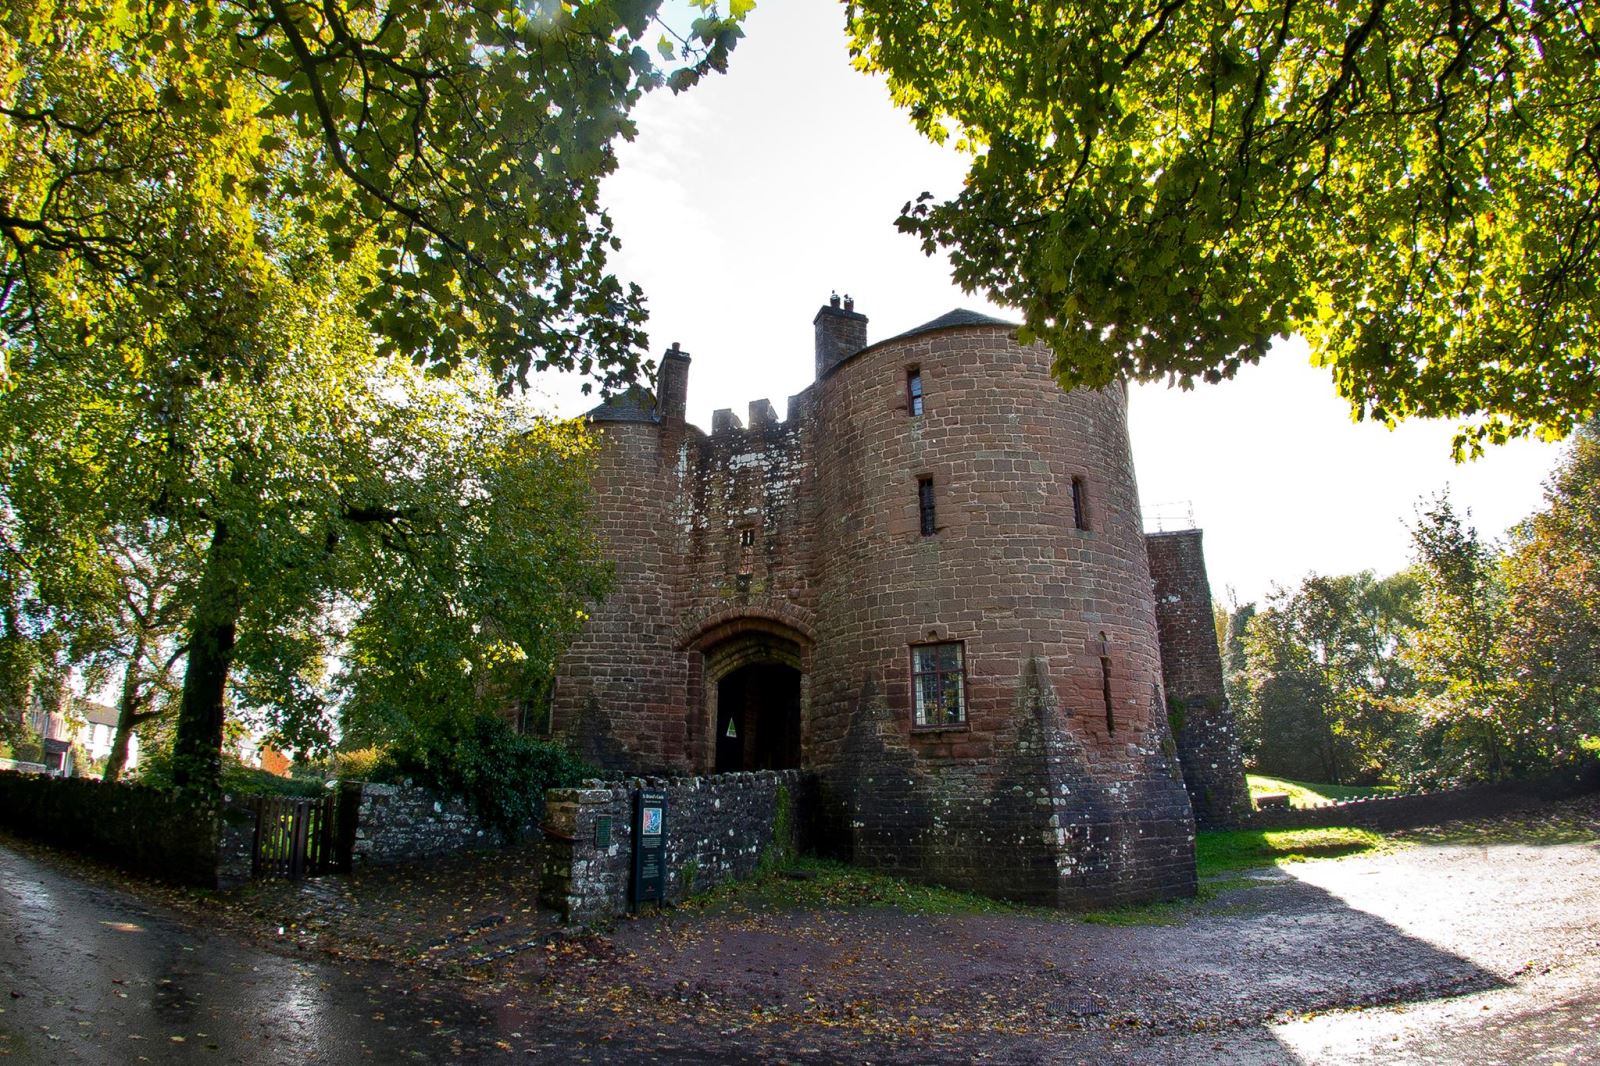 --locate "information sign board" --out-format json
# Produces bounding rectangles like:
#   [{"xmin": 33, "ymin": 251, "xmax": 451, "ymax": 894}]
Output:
[{"xmin": 631, "ymin": 789, "xmax": 667, "ymax": 909}]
